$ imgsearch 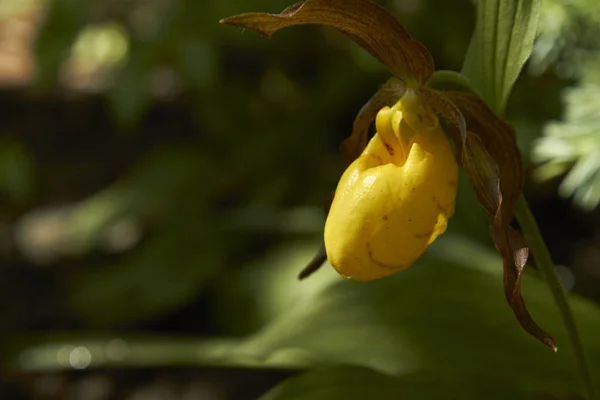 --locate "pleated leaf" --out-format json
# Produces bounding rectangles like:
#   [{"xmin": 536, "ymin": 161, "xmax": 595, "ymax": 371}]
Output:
[{"xmin": 462, "ymin": 0, "xmax": 541, "ymax": 114}]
